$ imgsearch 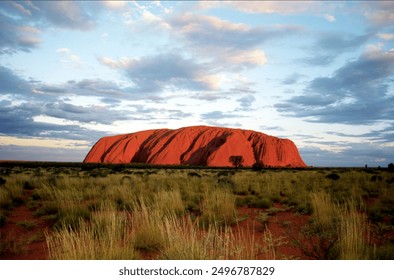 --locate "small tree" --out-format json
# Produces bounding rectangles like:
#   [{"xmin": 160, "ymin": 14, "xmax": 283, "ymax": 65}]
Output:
[
  {"xmin": 229, "ymin": 155, "xmax": 244, "ymax": 168},
  {"xmin": 388, "ymin": 163, "xmax": 394, "ymax": 172}
]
